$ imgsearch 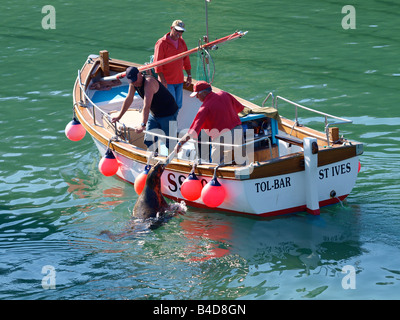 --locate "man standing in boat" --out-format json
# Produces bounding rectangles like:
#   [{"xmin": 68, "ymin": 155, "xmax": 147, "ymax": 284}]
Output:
[
  {"xmin": 153, "ymin": 20, "xmax": 192, "ymax": 110},
  {"xmin": 174, "ymin": 81, "xmax": 247, "ymax": 164},
  {"xmin": 111, "ymin": 66, "xmax": 178, "ymax": 152}
]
